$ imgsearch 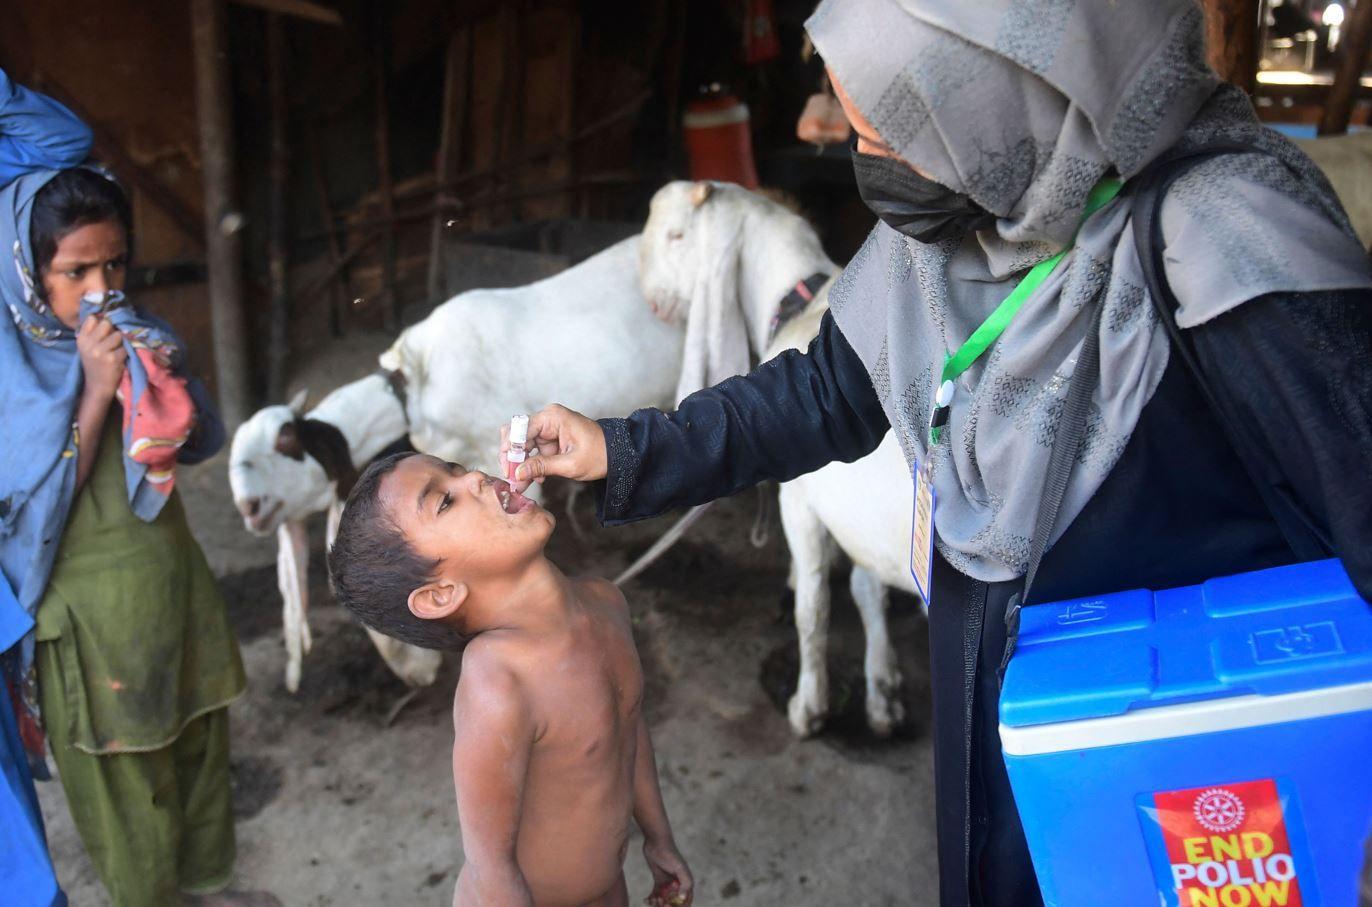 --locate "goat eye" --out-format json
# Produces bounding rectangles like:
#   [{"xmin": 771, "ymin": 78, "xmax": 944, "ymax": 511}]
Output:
[{"xmin": 667, "ymin": 230, "xmax": 684, "ymax": 241}]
